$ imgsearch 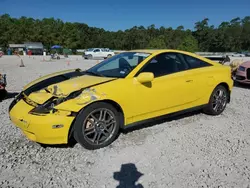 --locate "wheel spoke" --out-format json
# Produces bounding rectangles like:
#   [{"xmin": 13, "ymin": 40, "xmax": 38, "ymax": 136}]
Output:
[
  {"xmin": 104, "ymin": 127, "xmax": 111, "ymax": 134},
  {"xmin": 106, "ymin": 121, "xmax": 115, "ymax": 127},
  {"xmin": 85, "ymin": 125, "xmax": 94, "ymax": 132},
  {"xmin": 214, "ymin": 104, "xmax": 219, "ymax": 111},
  {"xmin": 92, "ymin": 132, "xmax": 98, "ymax": 142},
  {"xmin": 85, "ymin": 129, "xmax": 95, "ymax": 136},
  {"xmin": 96, "ymin": 133, "xmax": 102, "ymax": 144},
  {"xmin": 99, "ymin": 110, "xmax": 107, "ymax": 121},
  {"xmin": 90, "ymin": 114, "xmax": 98, "ymax": 122}
]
